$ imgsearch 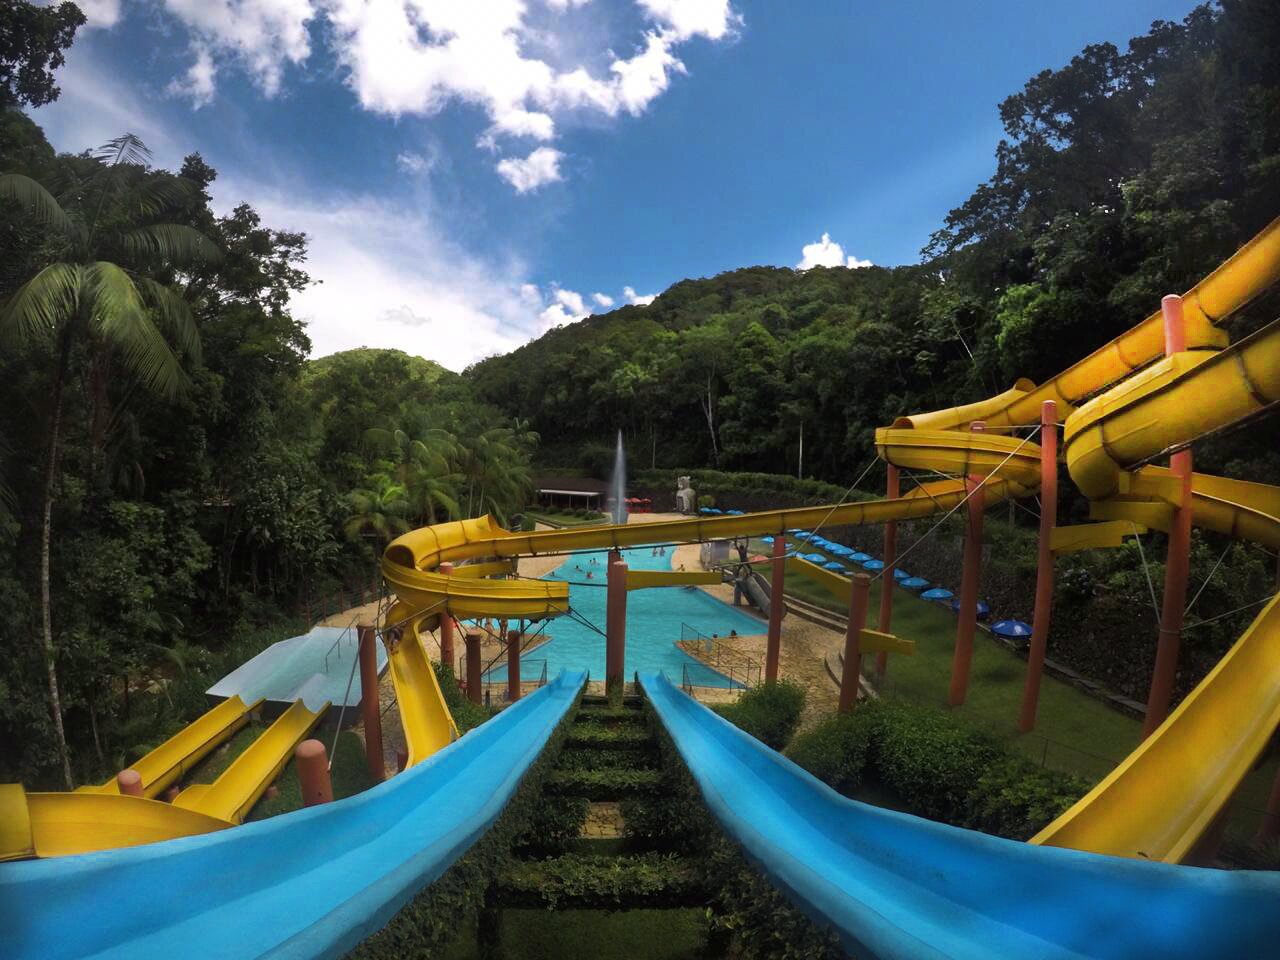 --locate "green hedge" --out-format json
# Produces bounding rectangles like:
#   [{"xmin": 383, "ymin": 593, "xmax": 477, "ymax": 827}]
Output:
[
  {"xmin": 432, "ymin": 660, "xmax": 490, "ymax": 734},
  {"xmin": 349, "ymin": 685, "xmax": 582, "ymax": 958},
  {"xmin": 566, "ymin": 724, "xmax": 653, "ymax": 748},
  {"xmin": 554, "ymin": 747, "xmax": 656, "ymax": 771},
  {"xmin": 714, "ymin": 680, "xmax": 807, "ymax": 751},
  {"xmin": 494, "ymin": 852, "xmax": 702, "ymax": 909},
  {"xmin": 511, "ymin": 794, "xmax": 589, "ymax": 856},
  {"xmin": 786, "ymin": 700, "xmax": 1087, "ymax": 841},
  {"xmin": 545, "ymin": 768, "xmax": 664, "ymax": 799}
]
